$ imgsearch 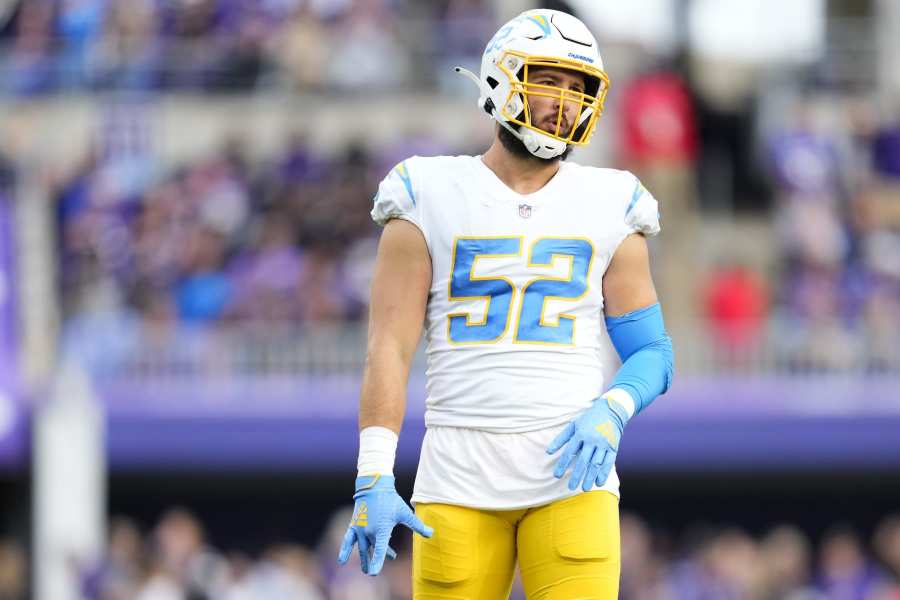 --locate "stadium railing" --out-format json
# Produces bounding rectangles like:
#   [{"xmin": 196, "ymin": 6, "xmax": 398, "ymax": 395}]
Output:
[{"xmin": 89, "ymin": 320, "xmax": 899, "ymax": 381}]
